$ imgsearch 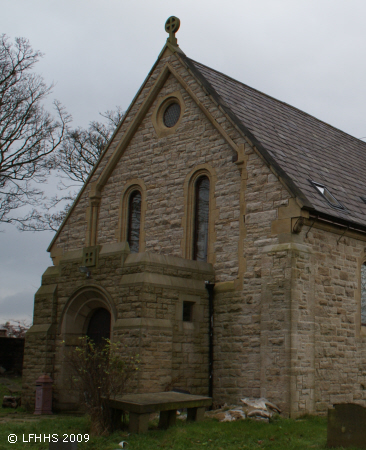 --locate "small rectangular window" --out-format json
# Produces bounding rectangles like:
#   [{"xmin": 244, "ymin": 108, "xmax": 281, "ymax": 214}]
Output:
[{"xmin": 182, "ymin": 301, "xmax": 194, "ymax": 322}]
